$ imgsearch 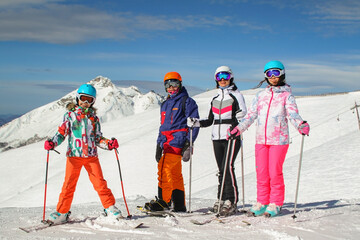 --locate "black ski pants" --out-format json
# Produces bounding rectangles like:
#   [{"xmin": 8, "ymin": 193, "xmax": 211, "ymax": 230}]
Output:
[{"xmin": 213, "ymin": 138, "xmax": 241, "ymax": 204}]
